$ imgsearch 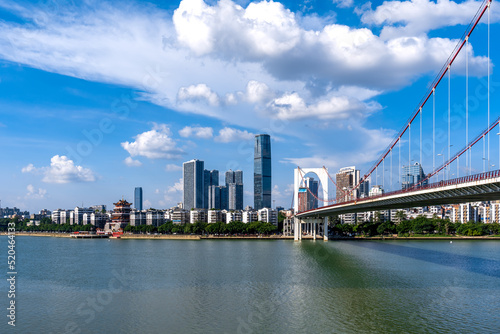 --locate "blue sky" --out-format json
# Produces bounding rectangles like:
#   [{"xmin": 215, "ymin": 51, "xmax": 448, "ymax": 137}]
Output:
[{"xmin": 0, "ymin": 0, "xmax": 499, "ymax": 213}]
